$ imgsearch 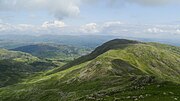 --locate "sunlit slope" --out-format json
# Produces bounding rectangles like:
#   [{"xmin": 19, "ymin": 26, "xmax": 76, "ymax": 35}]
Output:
[
  {"xmin": 0, "ymin": 39, "xmax": 179, "ymax": 101},
  {"xmin": 0, "ymin": 48, "xmax": 39, "ymax": 63},
  {"xmin": 98, "ymin": 43, "xmax": 180, "ymax": 83},
  {"xmin": 12, "ymin": 44, "xmax": 90, "ymax": 60},
  {"xmin": 51, "ymin": 39, "xmax": 140, "ymax": 73},
  {"xmin": 0, "ymin": 49, "xmax": 56, "ymax": 87}
]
